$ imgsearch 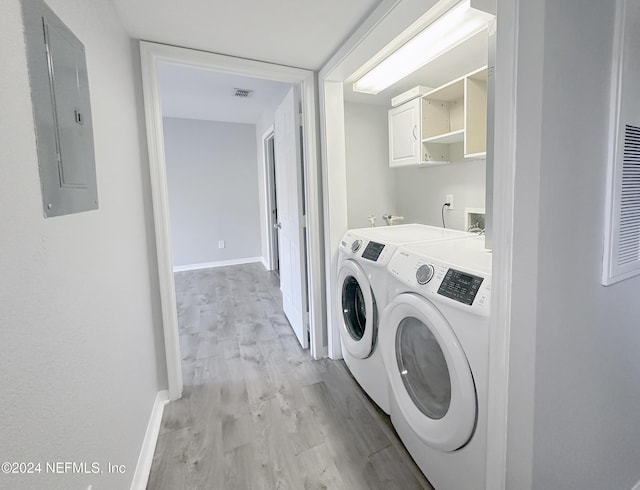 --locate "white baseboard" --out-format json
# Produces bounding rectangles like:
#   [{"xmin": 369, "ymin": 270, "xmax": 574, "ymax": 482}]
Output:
[
  {"xmin": 130, "ymin": 390, "xmax": 169, "ymax": 490},
  {"xmin": 632, "ymin": 479, "xmax": 640, "ymax": 490},
  {"xmin": 261, "ymin": 256, "xmax": 269, "ymax": 269},
  {"xmin": 173, "ymin": 257, "xmax": 262, "ymax": 272},
  {"xmin": 315, "ymin": 345, "xmax": 329, "ymax": 359}
]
